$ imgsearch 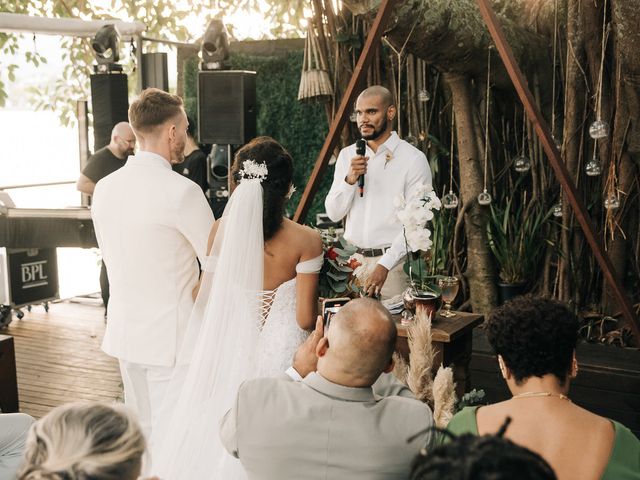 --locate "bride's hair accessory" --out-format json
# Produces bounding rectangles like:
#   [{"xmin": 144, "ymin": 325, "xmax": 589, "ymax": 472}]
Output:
[
  {"xmin": 238, "ymin": 159, "xmax": 268, "ymax": 181},
  {"xmin": 286, "ymin": 184, "xmax": 296, "ymax": 199}
]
